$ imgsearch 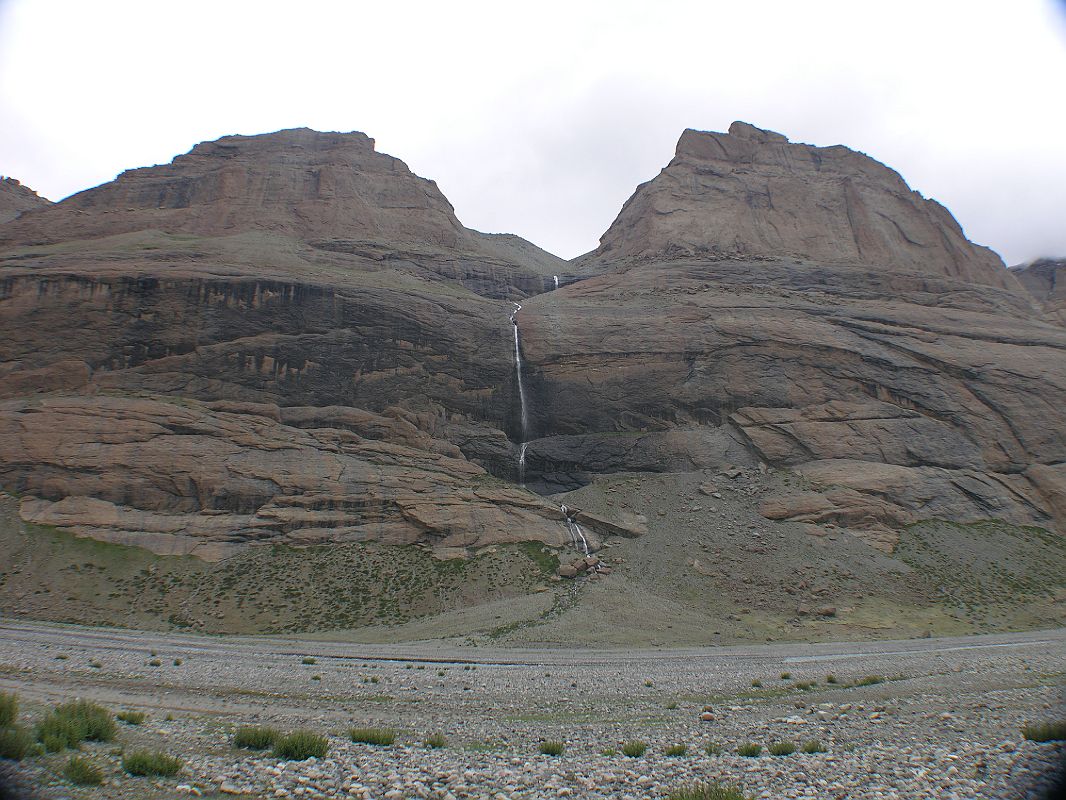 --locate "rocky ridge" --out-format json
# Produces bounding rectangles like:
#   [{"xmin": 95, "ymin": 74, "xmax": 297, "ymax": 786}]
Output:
[
  {"xmin": 0, "ymin": 176, "xmax": 51, "ymax": 224},
  {"xmin": 1, "ymin": 122, "xmax": 1064, "ymax": 585},
  {"xmin": 1011, "ymin": 257, "xmax": 1066, "ymax": 326}
]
